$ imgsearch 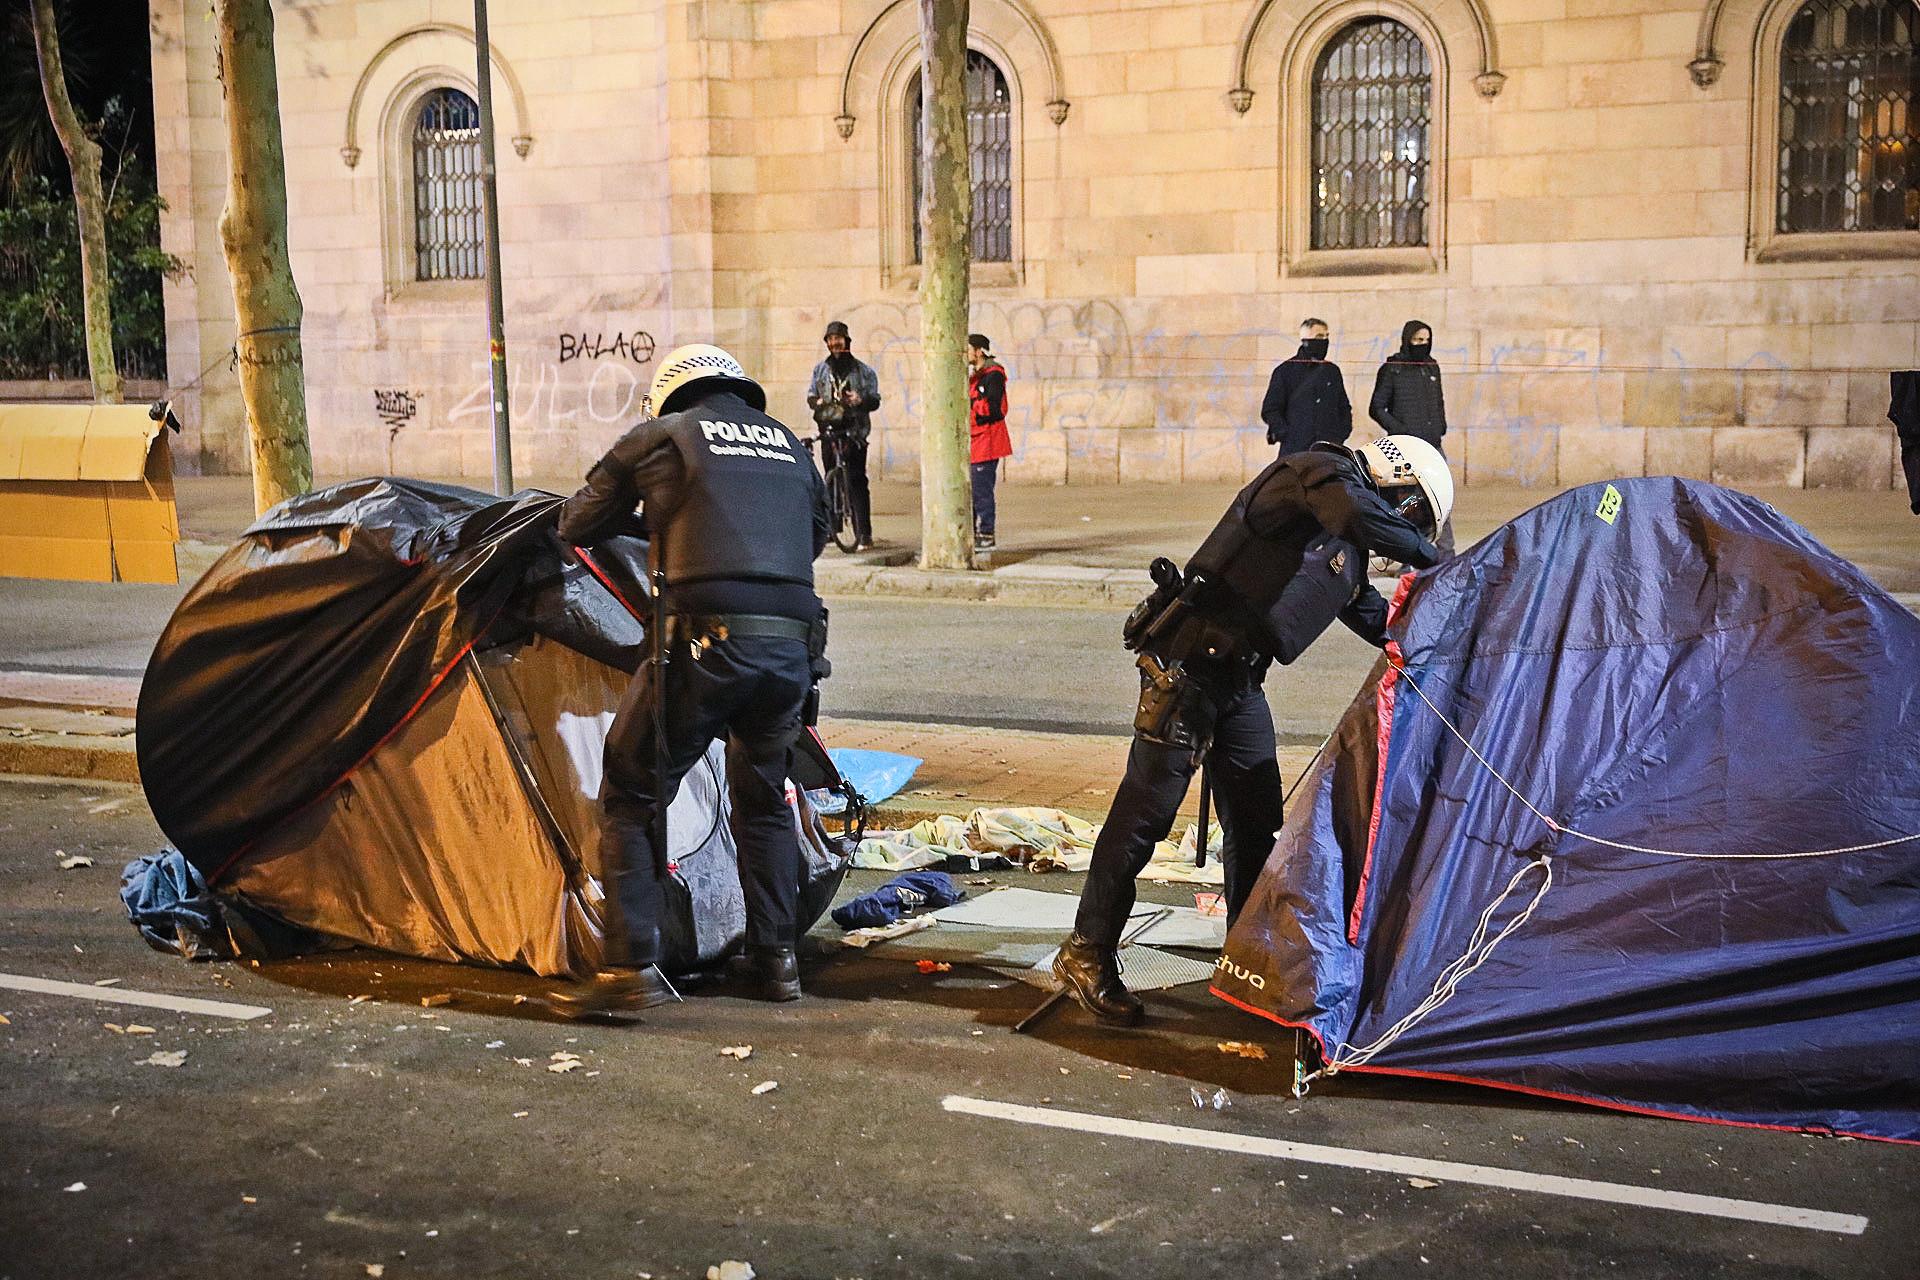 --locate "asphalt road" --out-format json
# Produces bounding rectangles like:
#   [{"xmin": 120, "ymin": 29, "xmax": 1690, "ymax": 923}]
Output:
[
  {"xmin": 0, "ymin": 579, "xmax": 1382, "ymax": 741},
  {"xmin": 3, "ymin": 776, "xmax": 1916, "ymax": 1279}
]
